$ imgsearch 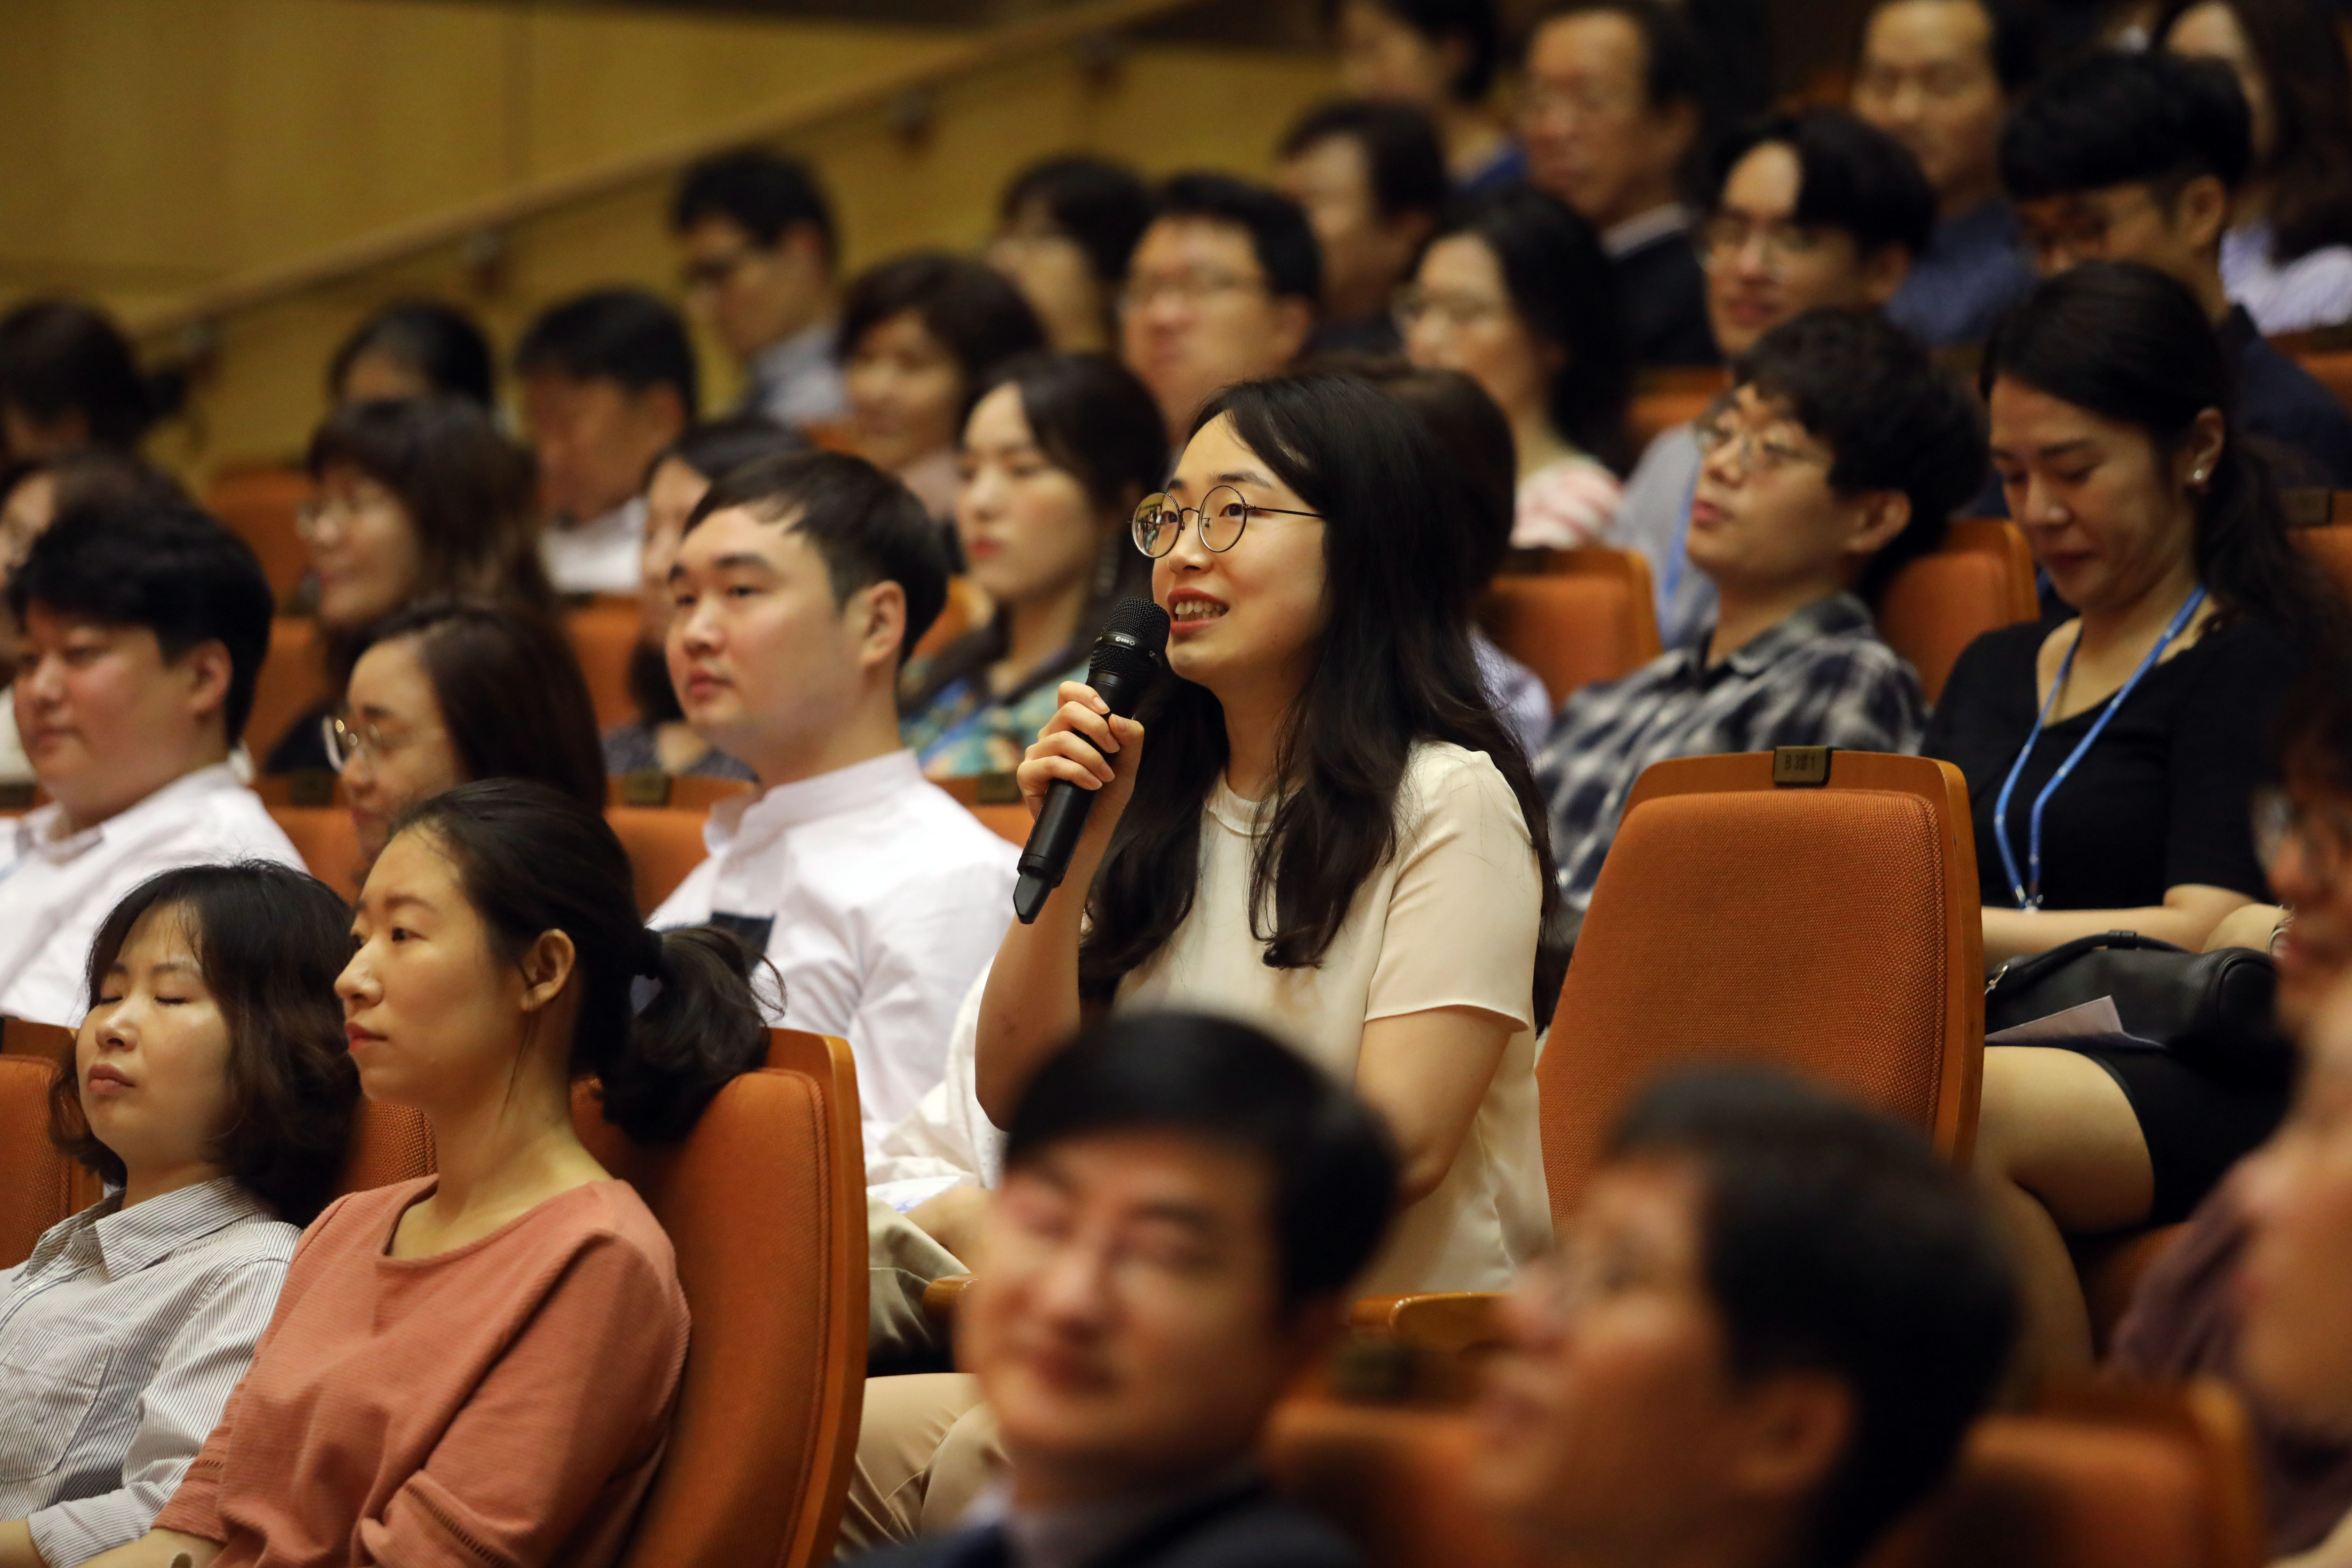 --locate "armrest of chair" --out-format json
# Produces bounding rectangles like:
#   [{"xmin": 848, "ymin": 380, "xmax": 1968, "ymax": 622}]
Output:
[
  {"xmin": 1350, "ymin": 1292, "xmax": 1508, "ymax": 1355},
  {"xmin": 923, "ymin": 1273, "xmax": 975, "ymax": 1324}
]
